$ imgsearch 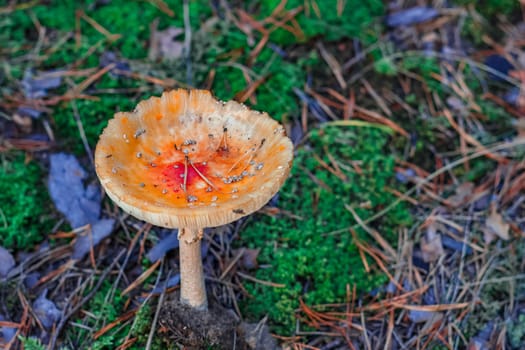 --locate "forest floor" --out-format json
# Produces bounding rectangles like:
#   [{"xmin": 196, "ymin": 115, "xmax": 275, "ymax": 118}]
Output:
[{"xmin": 1, "ymin": 0, "xmax": 525, "ymax": 349}]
